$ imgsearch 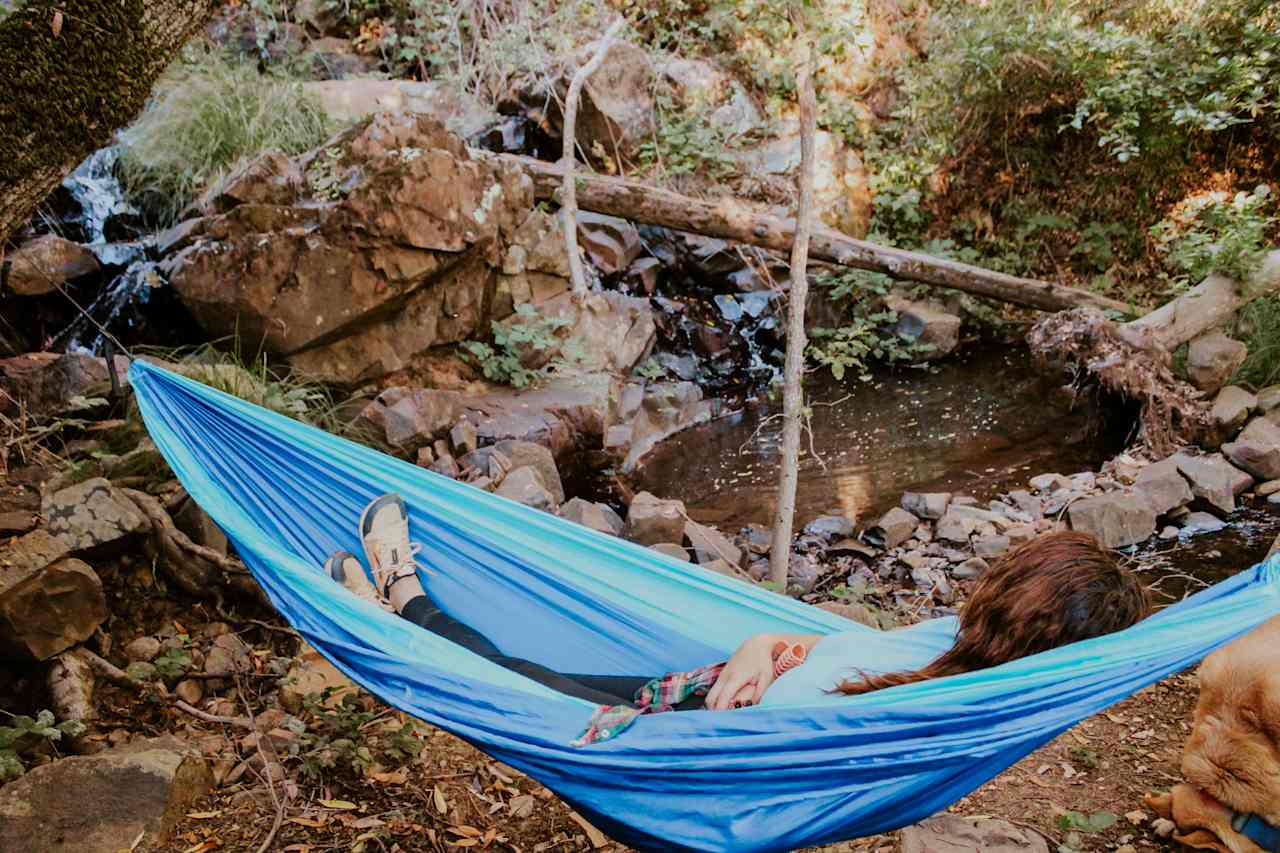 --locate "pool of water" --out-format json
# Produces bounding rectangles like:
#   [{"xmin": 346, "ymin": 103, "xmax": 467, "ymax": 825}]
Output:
[{"xmin": 632, "ymin": 346, "xmax": 1114, "ymax": 530}]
